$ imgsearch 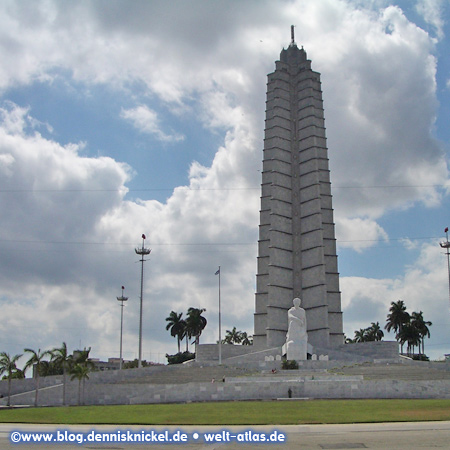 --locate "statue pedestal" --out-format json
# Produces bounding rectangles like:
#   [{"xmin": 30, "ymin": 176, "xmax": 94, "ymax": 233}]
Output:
[
  {"xmin": 286, "ymin": 339, "xmax": 307, "ymax": 360},
  {"xmin": 282, "ymin": 342, "xmax": 314, "ymax": 361}
]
